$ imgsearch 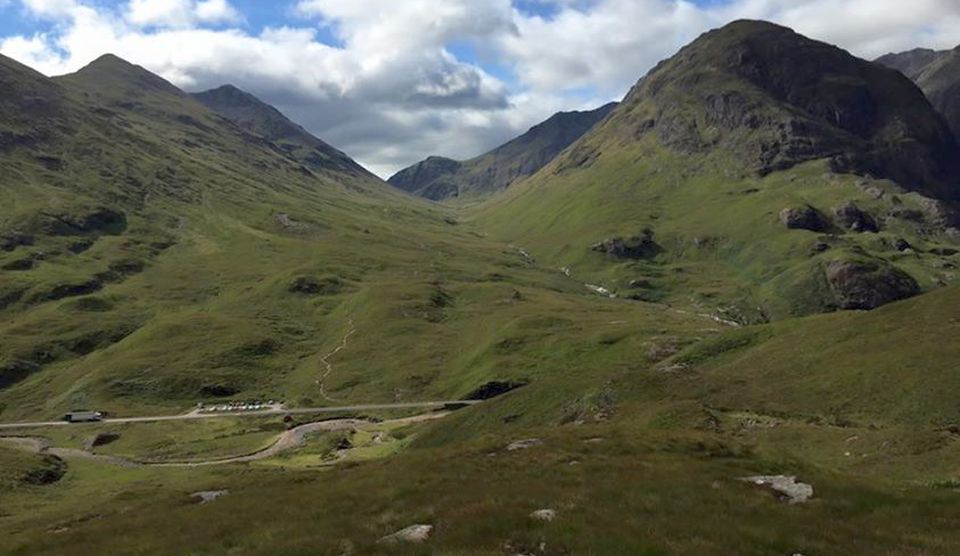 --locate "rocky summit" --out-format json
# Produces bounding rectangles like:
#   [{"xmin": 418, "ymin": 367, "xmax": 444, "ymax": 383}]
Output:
[{"xmin": 613, "ymin": 20, "xmax": 960, "ymax": 200}]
